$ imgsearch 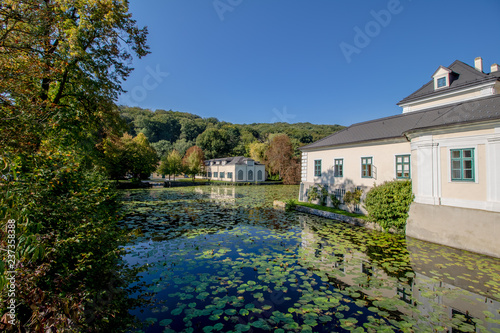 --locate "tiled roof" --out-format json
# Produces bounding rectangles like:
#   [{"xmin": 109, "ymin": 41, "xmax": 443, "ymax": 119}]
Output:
[
  {"xmin": 204, "ymin": 156, "xmax": 263, "ymax": 166},
  {"xmin": 300, "ymin": 95, "xmax": 500, "ymax": 151},
  {"xmin": 397, "ymin": 60, "xmax": 499, "ymax": 105}
]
